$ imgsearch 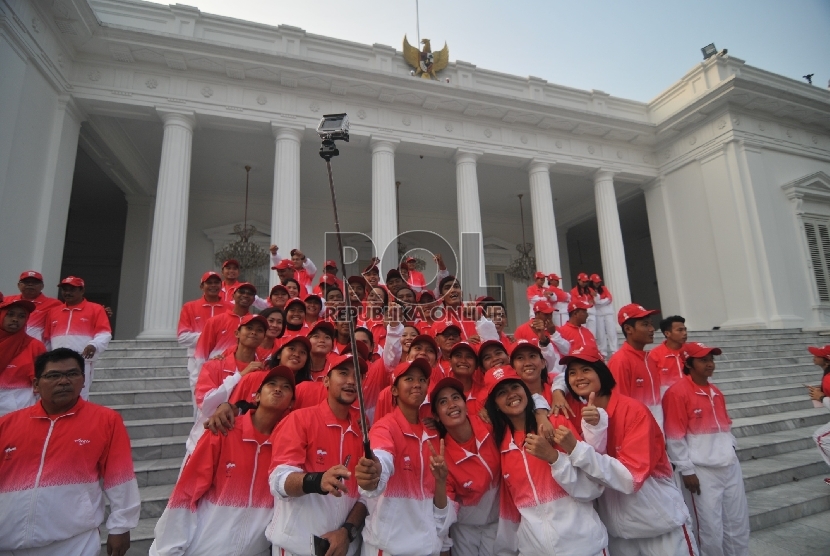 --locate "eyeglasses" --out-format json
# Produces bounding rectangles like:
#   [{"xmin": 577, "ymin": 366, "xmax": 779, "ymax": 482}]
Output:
[{"xmin": 40, "ymin": 370, "xmax": 85, "ymax": 381}]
